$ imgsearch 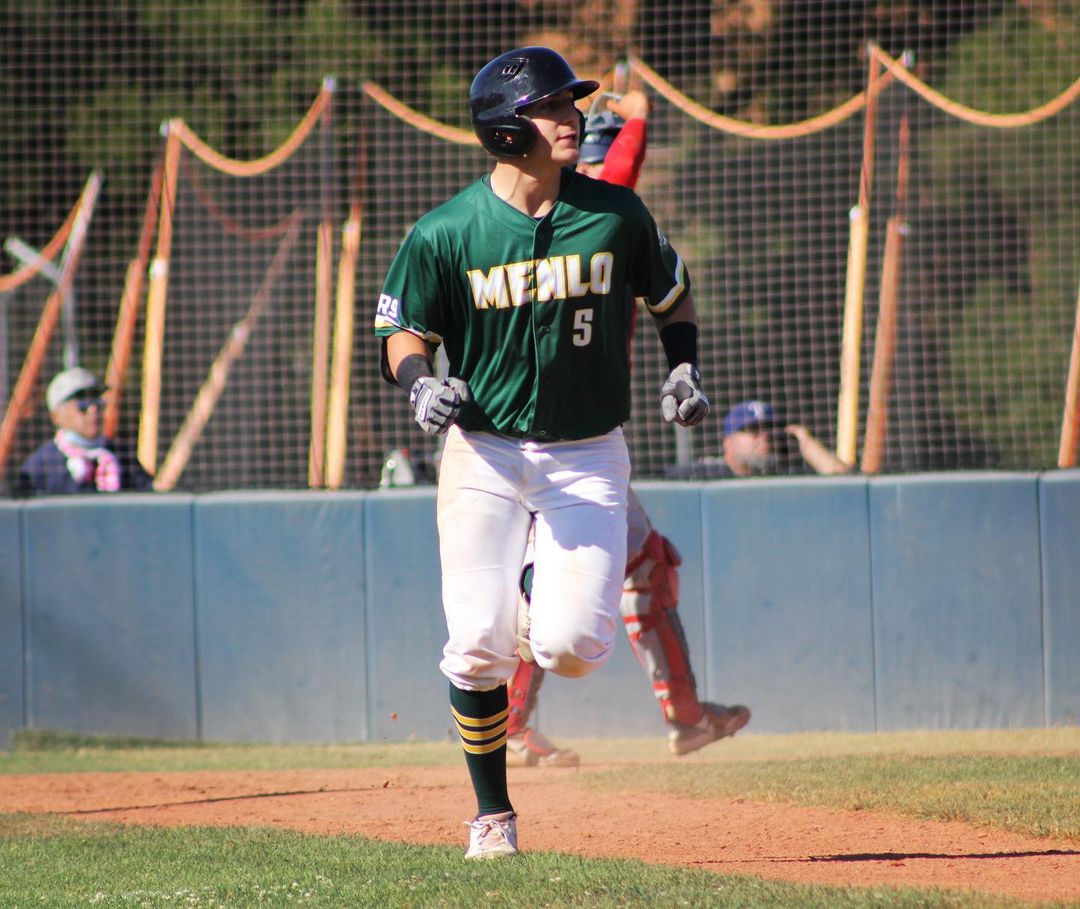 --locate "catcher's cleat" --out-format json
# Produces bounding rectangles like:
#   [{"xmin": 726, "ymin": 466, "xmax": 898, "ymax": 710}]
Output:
[
  {"xmin": 668, "ymin": 703, "xmax": 750, "ymax": 756},
  {"xmin": 464, "ymin": 811, "xmax": 518, "ymax": 859},
  {"xmin": 506, "ymin": 728, "xmax": 580, "ymax": 768}
]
